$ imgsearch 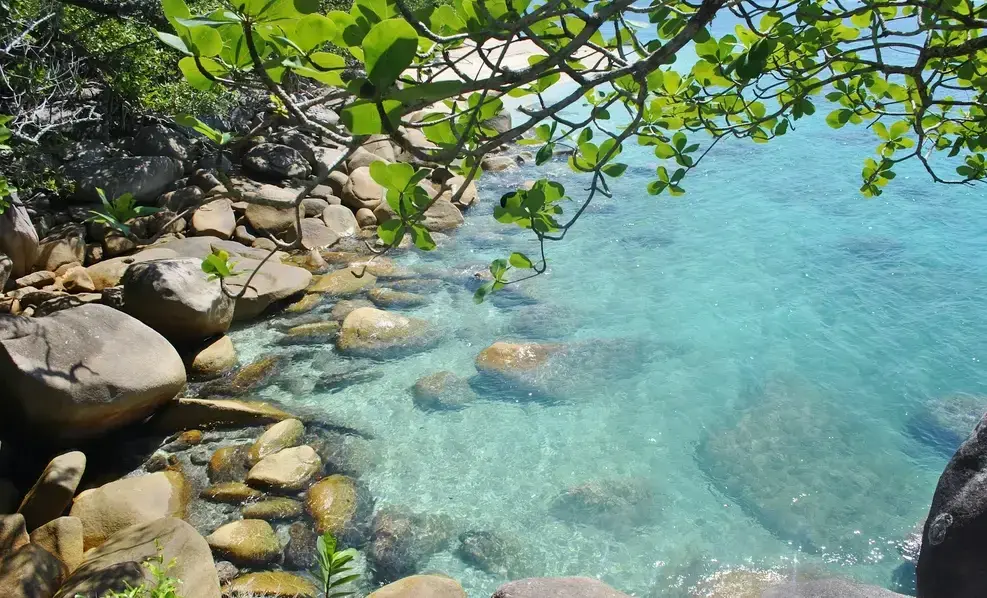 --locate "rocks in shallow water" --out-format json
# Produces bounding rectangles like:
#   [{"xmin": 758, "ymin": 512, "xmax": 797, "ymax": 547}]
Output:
[
  {"xmin": 762, "ymin": 578, "xmax": 907, "ymax": 597},
  {"xmin": 246, "ymin": 445, "xmax": 322, "ymax": 492},
  {"xmin": 368, "ymin": 507, "xmax": 455, "ymax": 583},
  {"xmin": 492, "ymin": 577, "xmax": 631, "ymax": 598},
  {"xmin": 223, "ymin": 571, "xmax": 317, "ymax": 598},
  {"xmin": 368, "ymin": 287, "xmax": 427, "ymax": 308},
  {"xmin": 549, "ymin": 478, "xmax": 658, "ymax": 530},
  {"xmin": 152, "ymin": 398, "xmax": 292, "ymax": 433},
  {"xmin": 309, "ymin": 432, "xmax": 377, "ymax": 477},
  {"xmin": 285, "ymin": 292, "xmax": 323, "ymax": 314},
  {"xmin": 368, "ymin": 575, "xmax": 467, "ymax": 598},
  {"xmin": 204, "ymin": 355, "xmax": 284, "ymax": 396},
  {"xmin": 909, "ymin": 393, "xmax": 987, "ymax": 454},
  {"xmin": 308, "ymin": 267, "xmax": 376, "ymax": 296},
  {"xmin": 457, "ymin": 530, "xmax": 527, "ymax": 577},
  {"xmin": 189, "ymin": 335, "xmax": 238, "ymax": 380},
  {"xmin": 916, "ymin": 410, "xmax": 987, "ymax": 597},
  {"xmin": 206, "ymin": 519, "xmax": 282, "ymax": 566},
  {"xmin": 224, "ymin": 258, "xmax": 313, "ymax": 321},
  {"xmin": 0, "ymin": 543, "xmax": 68, "ymax": 598},
  {"xmin": 330, "ymin": 298, "xmax": 374, "ymax": 321},
  {"xmin": 29, "ymin": 516, "xmax": 84, "ymax": 572},
  {"xmin": 249, "ymin": 419, "xmax": 306, "ymax": 465},
  {"xmin": 336, "ymin": 307, "xmax": 437, "ymax": 358},
  {"xmin": 475, "ymin": 341, "xmax": 560, "ymax": 375},
  {"xmin": 200, "ymin": 482, "xmax": 262, "ymax": 504},
  {"xmin": 0, "ymin": 304, "xmax": 186, "ymax": 441},
  {"xmin": 56, "ymin": 518, "xmax": 220, "ymax": 598},
  {"xmin": 17, "ymin": 451, "xmax": 86, "ymax": 531},
  {"xmin": 697, "ymin": 375, "xmax": 926, "ymax": 553},
  {"xmin": 69, "ymin": 471, "xmax": 189, "ymax": 550},
  {"xmin": 208, "ymin": 445, "xmax": 251, "ymax": 483},
  {"xmin": 122, "ymin": 258, "xmax": 235, "ymax": 343},
  {"xmin": 306, "ymin": 475, "xmax": 371, "ymax": 543},
  {"xmin": 412, "ymin": 372, "xmax": 477, "ymax": 411},
  {"xmin": 242, "ymin": 498, "xmax": 303, "ymax": 522},
  {"xmin": 279, "ymin": 321, "xmax": 340, "ymax": 345},
  {"xmin": 283, "ymin": 521, "xmax": 317, "ymax": 570}
]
